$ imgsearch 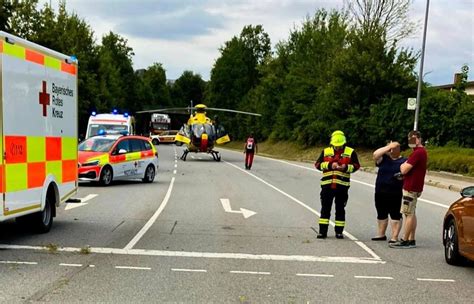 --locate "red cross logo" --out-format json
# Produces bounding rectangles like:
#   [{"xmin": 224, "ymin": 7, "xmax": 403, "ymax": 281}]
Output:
[{"xmin": 39, "ymin": 81, "xmax": 50, "ymax": 117}]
